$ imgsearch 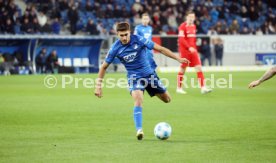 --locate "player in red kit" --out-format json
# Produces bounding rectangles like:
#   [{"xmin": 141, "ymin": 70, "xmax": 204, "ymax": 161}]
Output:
[{"xmin": 177, "ymin": 11, "xmax": 212, "ymax": 94}]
